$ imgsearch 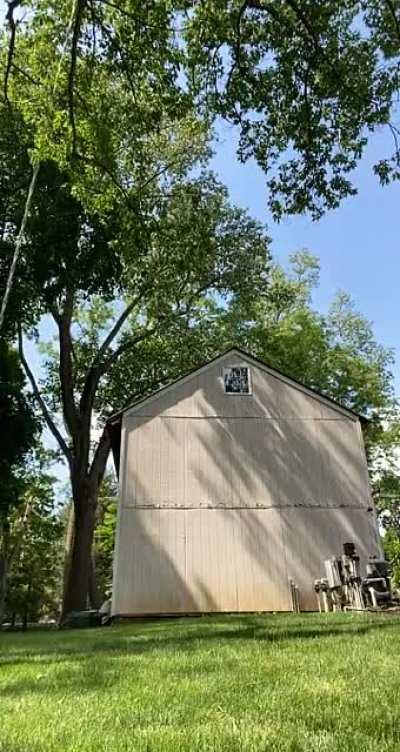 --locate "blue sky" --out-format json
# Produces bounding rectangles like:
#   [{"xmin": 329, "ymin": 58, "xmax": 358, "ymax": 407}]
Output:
[{"xmin": 212, "ymin": 121, "xmax": 399, "ymax": 391}]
